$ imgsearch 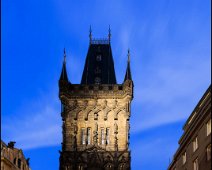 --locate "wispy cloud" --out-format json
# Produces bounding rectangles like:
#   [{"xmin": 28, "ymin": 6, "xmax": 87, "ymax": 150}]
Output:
[{"xmin": 2, "ymin": 90, "xmax": 61, "ymax": 150}]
